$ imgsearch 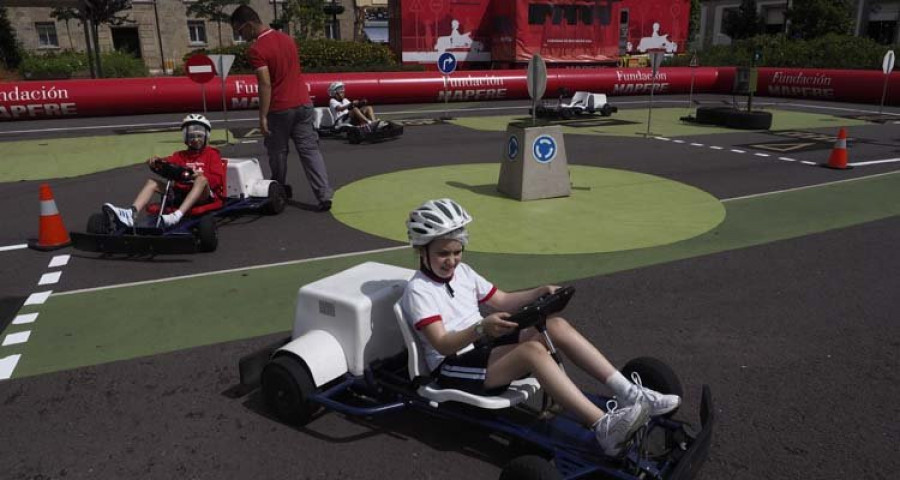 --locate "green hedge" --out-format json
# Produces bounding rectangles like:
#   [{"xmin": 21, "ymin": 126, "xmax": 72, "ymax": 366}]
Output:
[
  {"xmin": 668, "ymin": 34, "xmax": 897, "ymax": 69},
  {"xmin": 185, "ymin": 38, "xmax": 406, "ymax": 75},
  {"xmin": 19, "ymin": 50, "xmax": 148, "ymax": 79}
]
